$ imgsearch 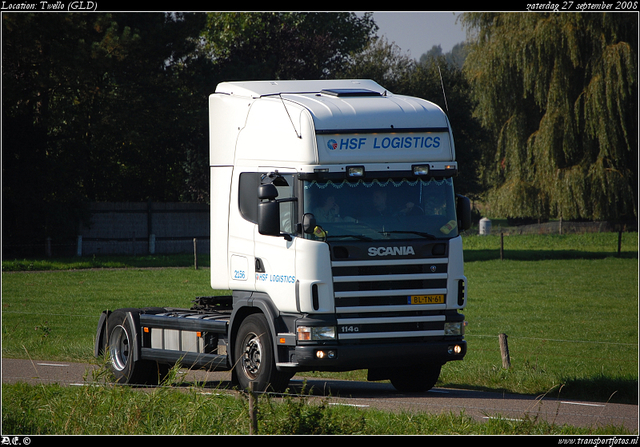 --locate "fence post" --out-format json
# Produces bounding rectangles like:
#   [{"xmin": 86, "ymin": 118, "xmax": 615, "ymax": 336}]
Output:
[
  {"xmin": 193, "ymin": 238, "xmax": 198, "ymax": 270},
  {"xmin": 618, "ymin": 230, "xmax": 622, "ymax": 256},
  {"xmin": 499, "ymin": 333, "xmax": 511, "ymax": 369},
  {"xmin": 45, "ymin": 237, "xmax": 52, "ymax": 257},
  {"xmin": 149, "ymin": 234, "xmax": 156, "ymax": 255},
  {"xmin": 500, "ymin": 232, "xmax": 504, "ymax": 260},
  {"xmin": 559, "ymin": 216, "xmax": 563, "ymax": 235},
  {"xmin": 248, "ymin": 381, "xmax": 258, "ymax": 435},
  {"xmin": 77, "ymin": 235, "xmax": 82, "ymax": 257}
]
